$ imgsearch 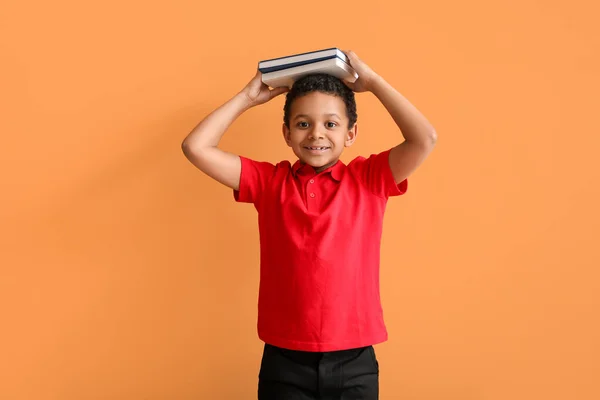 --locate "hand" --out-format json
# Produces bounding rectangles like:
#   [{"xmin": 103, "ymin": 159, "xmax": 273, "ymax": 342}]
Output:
[
  {"xmin": 240, "ymin": 70, "xmax": 289, "ymax": 107},
  {"xmin": 342, "ymin": 50, "xmax": 380, "ymax": 93}
]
